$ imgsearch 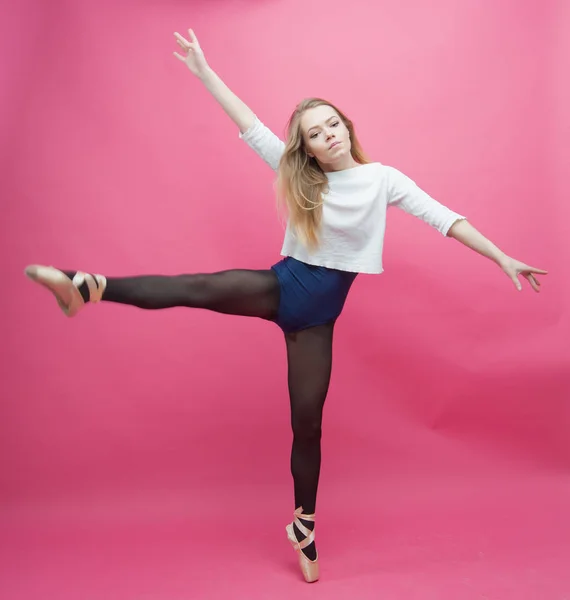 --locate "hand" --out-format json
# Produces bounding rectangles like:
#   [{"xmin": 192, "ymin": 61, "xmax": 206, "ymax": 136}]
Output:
[
  {"xmin": 499, "ymin": 256, "xmax": 548, "ymax": 292},
  {"xmin": 173, "ymin": 29, "xmax": 210, "ymax": 78}
]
